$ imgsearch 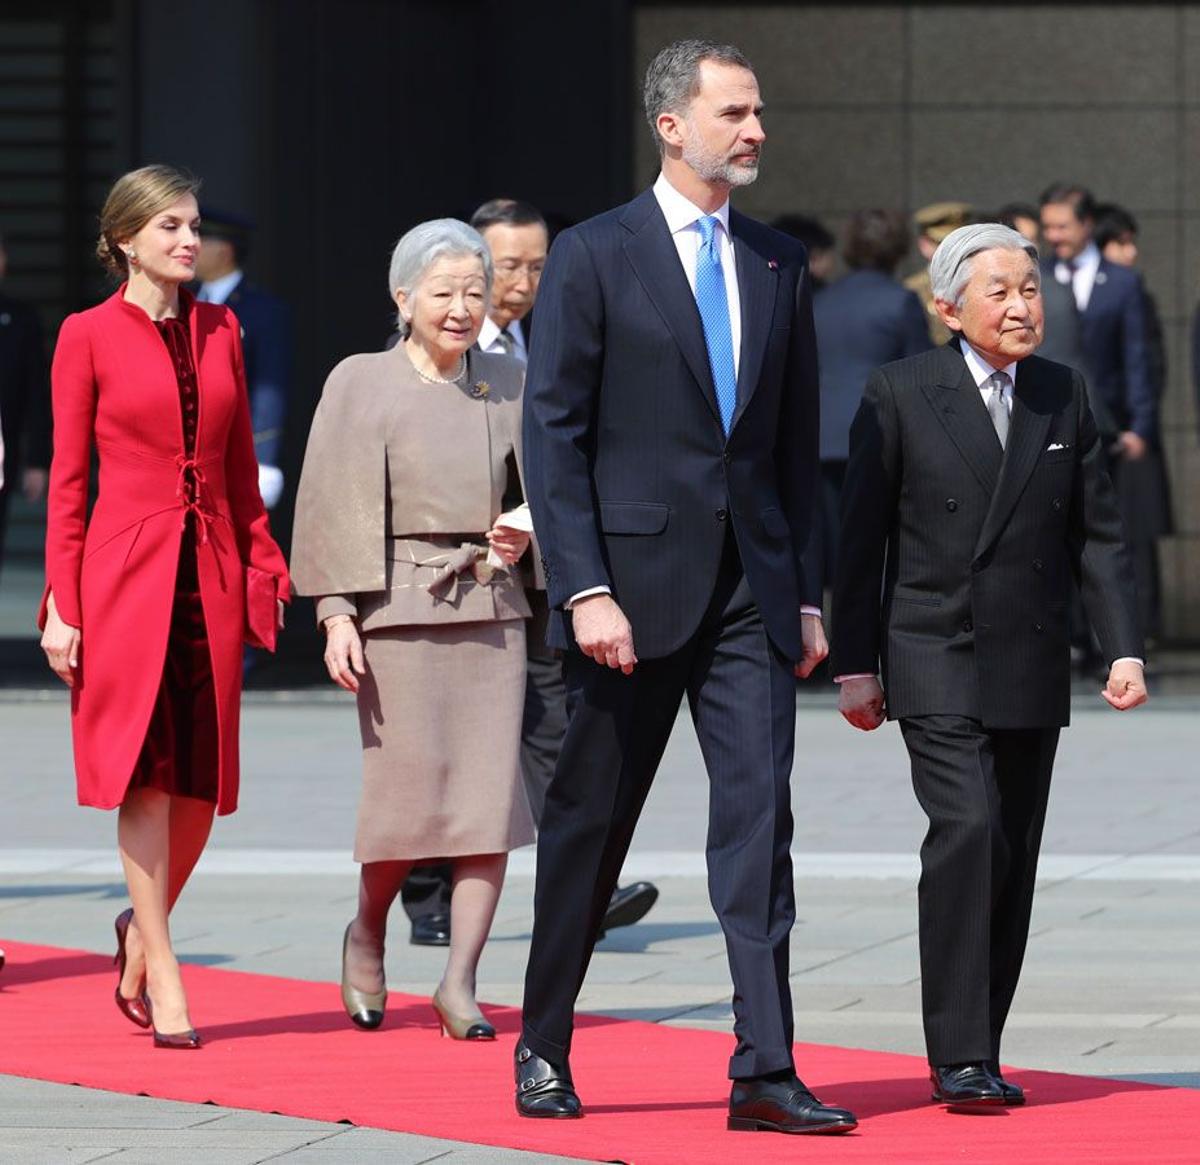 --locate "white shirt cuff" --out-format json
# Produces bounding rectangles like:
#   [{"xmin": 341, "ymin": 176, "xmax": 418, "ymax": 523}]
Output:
[
  {"xmin": 800, "ymin": 606, "xmax": 821, "ymax": 617},
  {"xmin": 1112, "ymin": 657, "xmax": 1145, "ymax": 667},
  {"xmin": 833, "ymin": 672, "xmax": 877, "ymax": 684},
  {"xmin": 566, "ymin": 585, "xmax": 612, "ymax": 610}
]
